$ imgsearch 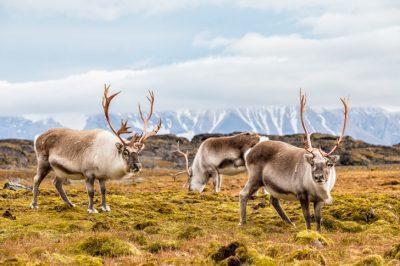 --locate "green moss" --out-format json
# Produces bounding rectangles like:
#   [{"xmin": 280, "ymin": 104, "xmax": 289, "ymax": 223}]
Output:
[
  {"xmin": 134, "ymin": 220, "xmax": 156, "ymax": 230},
  {"xmin": 340, "ymin": 221, "xmax": 364, "ymax": 232},
  {"xmin": 266, "ymin": 245, "xmax": 279, "ymax": 258},
  {"xmin": 0, "ymin": 257, "xmax": 27, "ymax": 266},
  {"xmin": 128, "ymin": 231, "xmax": 147, "ymax": 246},
  {"xmin": 294, "ymin": 230, "xmax": 331, "ymax": 246},
  {"xmin": 209, "ymin": 241, "xmax": 267, "ymax": 265},
  {"xmin": 147, "ymin": 241, "xmax": 179, "ymax": 253},
  {"xmin": 328, "ymin": 197, "xmax": 378, "ymax": 223},
  {"xmin": 253, "ymin": 255, "xmax": 276, "ymax": 266},
  {"xmin": 78, "ymin": 235, "xmax": 140, "ymax": 257},
  {"xmin": 354, "ymin": 255, "xmax": 384, "ymax": 266},
  {"xmin": 287, "ymin": 248, "xmax": 326, "ymax": 265},
  {"xmin": 73, "ymin": 254, "xmax": 103, "ymax": 266},
  {"xmin": 91, "ymin": 221, "xmax": 111, "ymax": 231},
  {"xmin": 143, "ymin": 226, "xmax": 160, "ymax": 234},
  {"xmin": 178, "ymin": 225, "xmax": 203, "ymax": 240},
  {"xmin": 323, "ymin": 215, "xmax": 364, "ymax": 232},
  {"xmin": 385, "ymin": 242, "xmax": 400, "ymax": 259}
]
